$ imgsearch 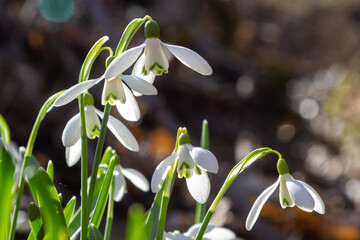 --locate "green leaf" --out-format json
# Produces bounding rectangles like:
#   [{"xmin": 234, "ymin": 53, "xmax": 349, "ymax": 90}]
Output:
[
  {"xmin": 91, "ymin": 157, "xmax": 116, "ymax": 227},
  {"xmin": 0, "ymin": 114, "xmax": 10, "ymax": 144},
  {"xmin": 89, "ymin": 224, "xmax": 104, "ymax": 240},
  {"xmin": 28, "ymin": 202, "xmax": 44, "ymax": 240},
  {"xmin": 26, "ymin": 168, "xmax": 69, "ymax": 240},
  {"xmin": 63, "ymin": 197, "xmax": 76, "ymax": 227},
  {"xmin": 0, "ymin": 140, "xmax": 16, "ymax": 240},
  {"xmin": 46, "ymin": 160, "xmax": 54, "ymax": 182},
  {"xmin": 114, "ymin": 16, "xmax": 151, "ymax": 57},
  {"xmin": 79, "ymin": 36, "xmax": 109, "ymax": 83},
  {"xmin": 144, "ymin": 183, "xmax": 165, "ymax": 240},
  {"xmin": 200, "ymin": 119, "xmax": 209, "ymax": 150},
  {"xmin": 126, "ymin": 204, "xmax": 147, "ymax": 240}
]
